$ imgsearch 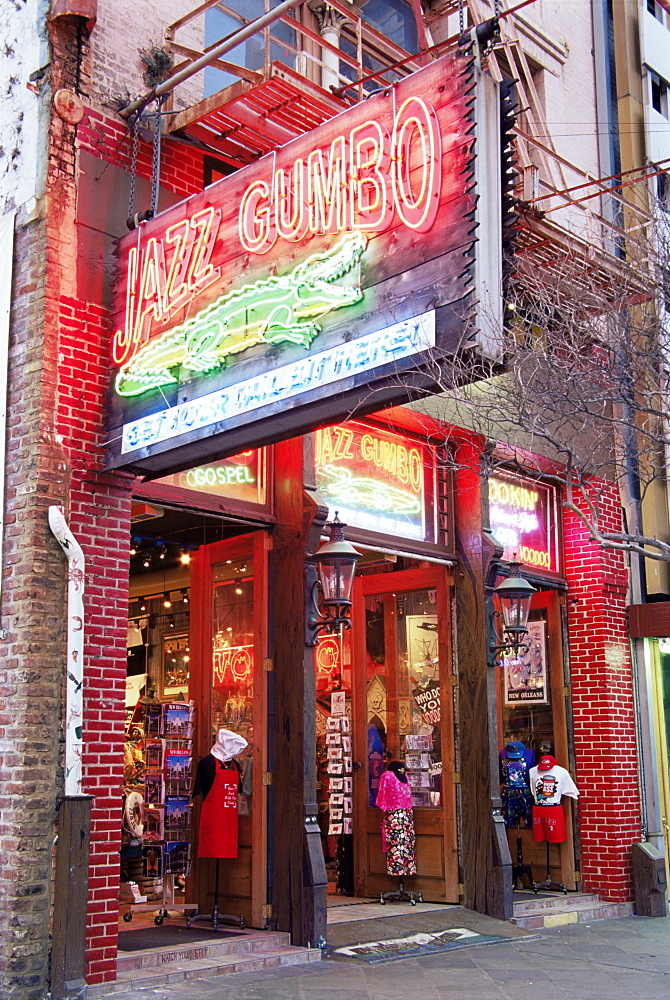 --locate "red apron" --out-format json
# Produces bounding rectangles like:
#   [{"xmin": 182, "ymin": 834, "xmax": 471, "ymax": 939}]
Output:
[{"xmin": 198, "ymin": 765, "xmax": 239, "ymax": 858}]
